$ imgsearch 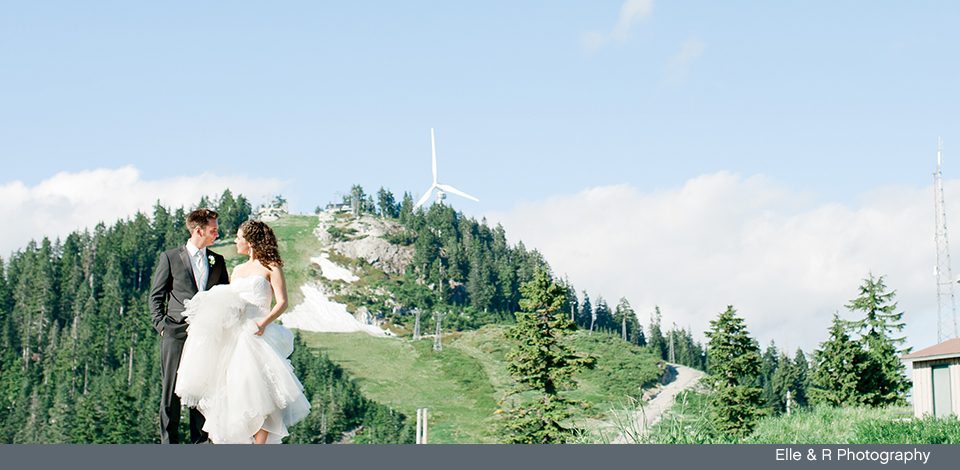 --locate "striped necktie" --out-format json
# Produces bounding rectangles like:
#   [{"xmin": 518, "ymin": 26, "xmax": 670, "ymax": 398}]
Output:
[{"xmin": 195, "ymin": 250, "xmax": 208, "ymax": 291}]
